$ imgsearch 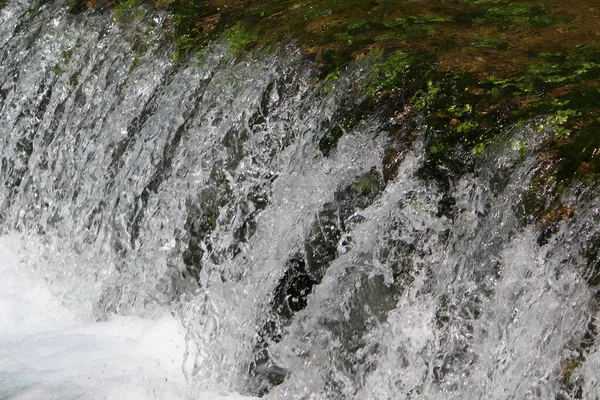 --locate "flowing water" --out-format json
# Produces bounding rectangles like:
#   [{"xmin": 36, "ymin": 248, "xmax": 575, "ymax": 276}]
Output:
[{"xmin": 1, "ymin": 0, "xmax": 600, "ymax": 399}]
